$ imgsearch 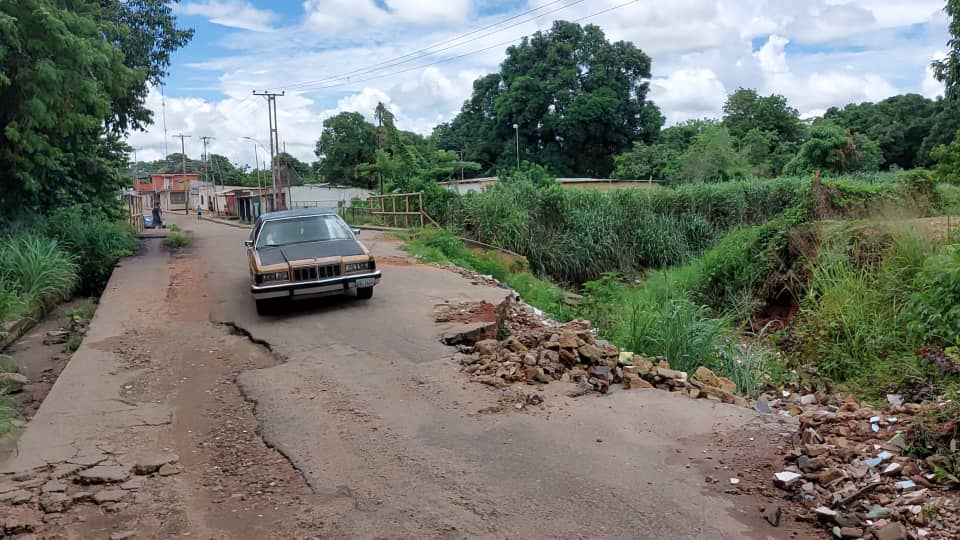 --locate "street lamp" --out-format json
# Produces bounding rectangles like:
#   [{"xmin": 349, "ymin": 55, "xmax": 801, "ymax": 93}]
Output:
[
  {"xmin": 241, "ymin": 137, "xmax": 266, "ymax": 193},
  {"xmin": 513, "ymin": 123, "xmax": 520, "ymax": 169},
  {"xmin": 243, "ymin": 136, "xmax": 275, "ymax": 209}
]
